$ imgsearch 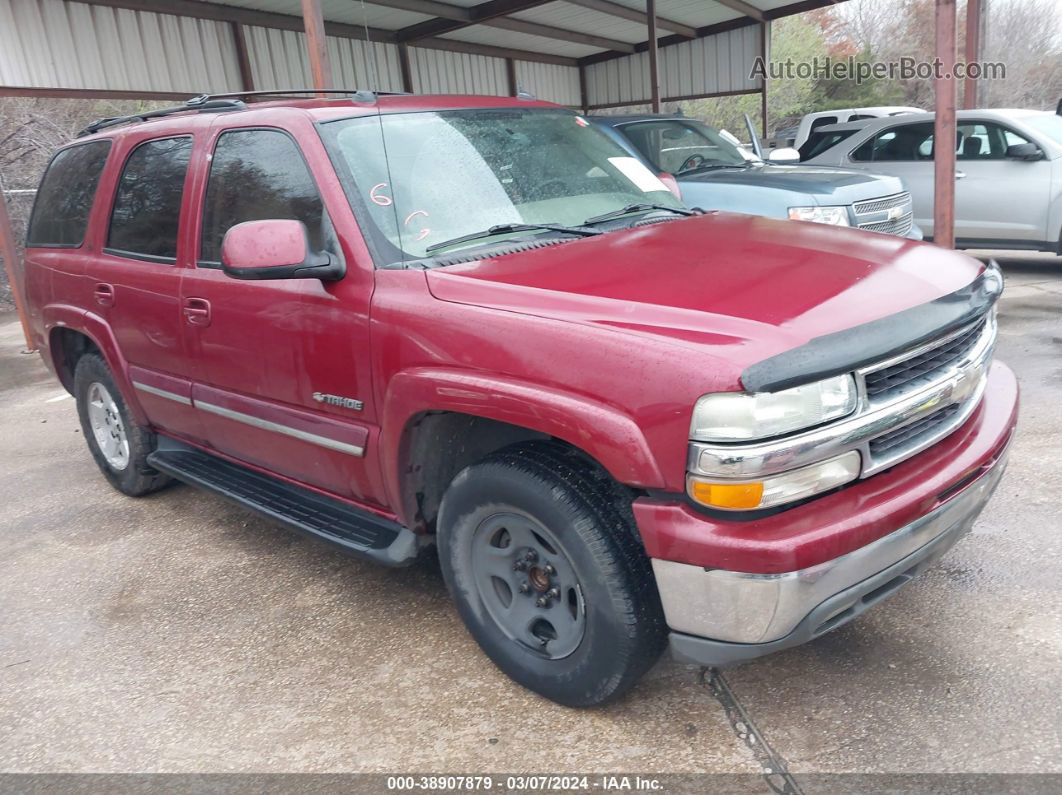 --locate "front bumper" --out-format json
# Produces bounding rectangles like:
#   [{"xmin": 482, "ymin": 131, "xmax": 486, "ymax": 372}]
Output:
[
  {"xmin": 637, "ymin": 361, "xmax": 1018, "ymax": 666},
  {"xmin": 666, "ymin": 445, "xmax": 1006, "ymax": 665}
]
